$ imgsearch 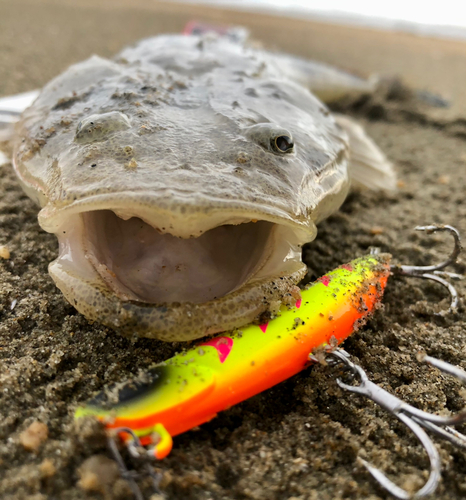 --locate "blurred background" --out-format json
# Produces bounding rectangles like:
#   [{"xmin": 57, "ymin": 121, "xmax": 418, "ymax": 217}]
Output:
[
  {"xmin": 181, "ymin": 0, "xmax": 466, "ymax": 40},
  {"xmin": 1, "ymin": 0, "xmax": 466, "ymax": 119}
]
